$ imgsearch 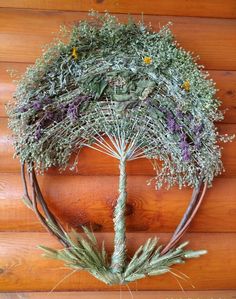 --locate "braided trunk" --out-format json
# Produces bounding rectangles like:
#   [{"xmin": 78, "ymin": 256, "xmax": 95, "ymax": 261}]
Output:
[{"xmin": 111, "ymin": 157, "xmax": 127, "ymax": 273}]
